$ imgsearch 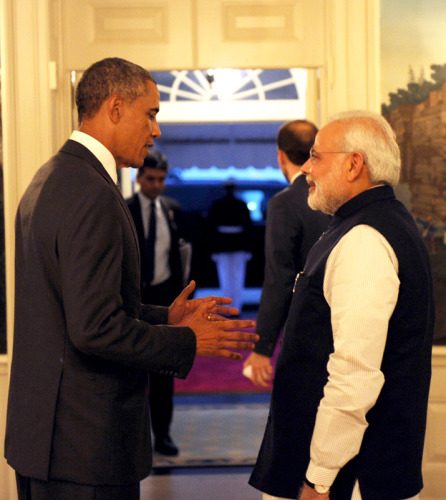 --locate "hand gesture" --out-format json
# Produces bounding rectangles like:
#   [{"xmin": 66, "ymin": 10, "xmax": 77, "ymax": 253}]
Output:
[
  {"xmin": 168, "ymin": 280, "xmax": 240, "ymax": 327},
  {"xmin": 243, "ymin": 352, "xmax": 274, "ymax": 387},
  {"xmin": 187, "ymin": 301, "xmax": 258, "ymax": 360}
]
